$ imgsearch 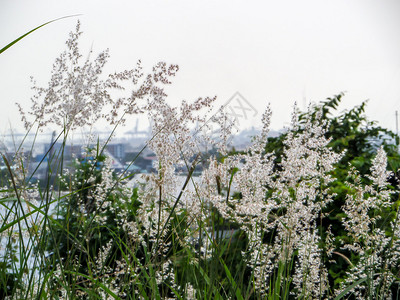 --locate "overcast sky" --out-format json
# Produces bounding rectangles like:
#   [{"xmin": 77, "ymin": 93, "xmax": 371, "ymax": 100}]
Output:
[{"xmin": 1, "ymin": 0, "xmax": 400, "ymax": 135}]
